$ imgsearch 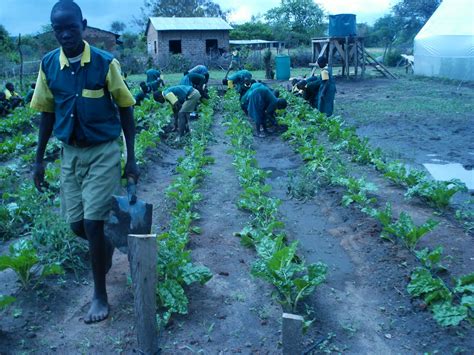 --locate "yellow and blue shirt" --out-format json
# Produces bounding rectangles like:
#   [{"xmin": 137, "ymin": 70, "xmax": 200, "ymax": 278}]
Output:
[
  {"xmin": 163, "ymin": 85, "xmax": 194, "ymax": 106},
  {"xmin": 31, "ymin": 41, "xmax": 135, "ymax": 145}
]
